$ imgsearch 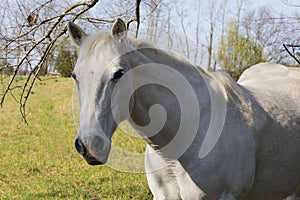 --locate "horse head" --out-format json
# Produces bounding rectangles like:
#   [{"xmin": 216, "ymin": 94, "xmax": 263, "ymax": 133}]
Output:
[{"xmin": 68, "ymin": 19, "xmax": 134, "ymax": 165}]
